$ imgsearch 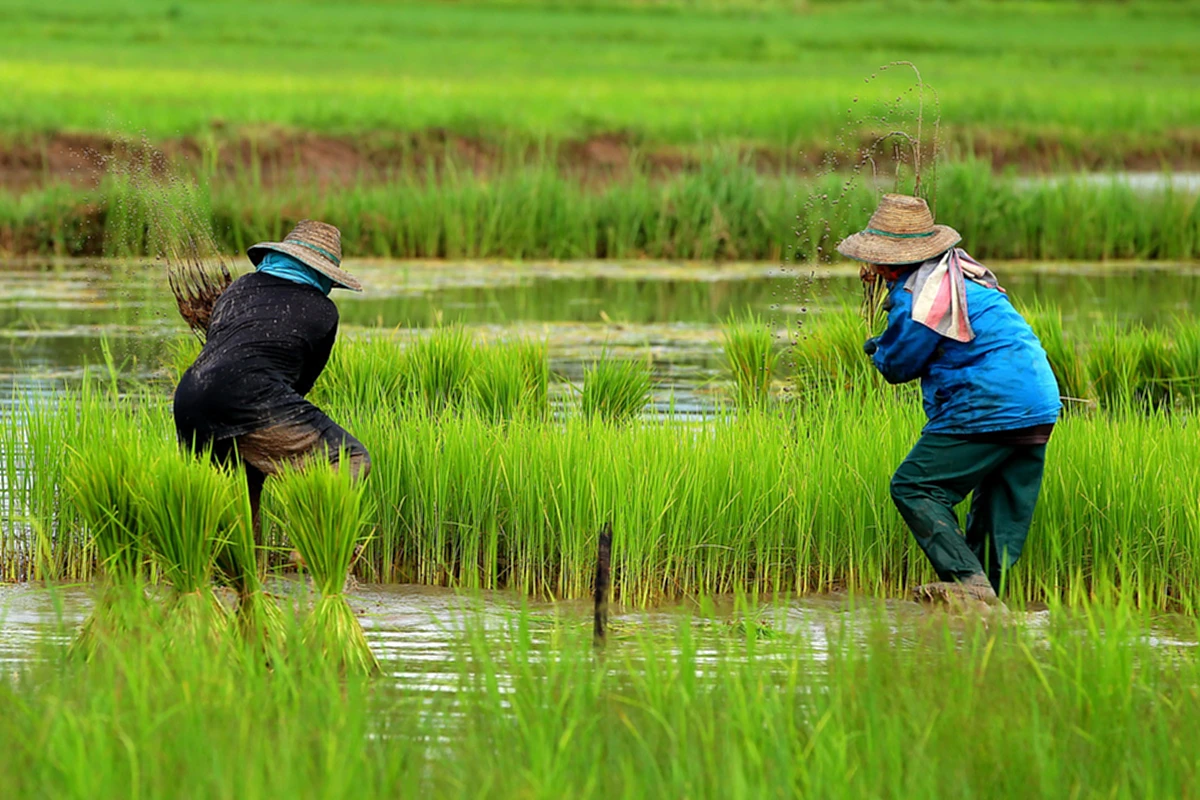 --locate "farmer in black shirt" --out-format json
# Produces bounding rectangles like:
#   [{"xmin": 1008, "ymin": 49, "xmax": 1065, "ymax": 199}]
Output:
[{"xmin": 174, "ymin": 220, "xmax": 370, "ymax": 537}]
